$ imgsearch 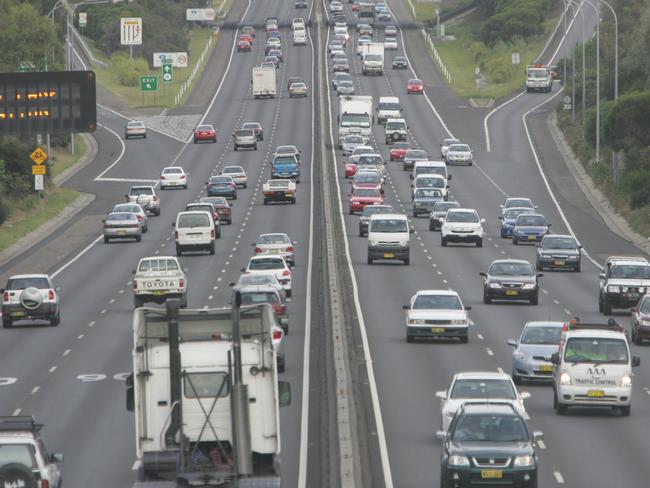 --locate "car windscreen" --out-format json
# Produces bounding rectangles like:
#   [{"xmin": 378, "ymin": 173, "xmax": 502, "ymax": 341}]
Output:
[
  {"xmin": 448, "ymin": 144, "xmax": 470, "ymax": 152},
  {"xmin": 240, "ymin": 292, "xmax": 280, "ymax": 305},
  {"xmin": 379, "ymin": 102, "xmax": 400, "ymax": 110},
  {"xmin": 196, "ymin": 125, "xmax": 213, "ymax": 131},
  {"xmin": 405, "ymin": 150, "xmax": 427, "ymax": 160},
  {"xmin": 417, "ymin": 178, "xmax": 444, "ymax": 188},
  {"xmin": 354, "ymin": 188, "xmax": 380, "ymax": 197},
  {"xmin": 236, "ymin": 129, "xmax": 254, "ymax": 137},
  {"xmin": 358, "ymin": 155, "xmax": 382, "ymax": 165},
  {"xmin": 274, "ymin": 156, "xmax": 297, "ymax": 165},
  {"xmin": 338, "ymin": 80, "xmax": 354, "ymax": 87},
  {"xmin": 355, "ymin": 174, "xmax": 380, "ymax": 183},
  {"xmin": 516, "ymin": 215, "xmax": 546, "ymax": 226},
  {"xmin": 362, "ymin": 206, "xmax": 392, "ymax": 217},
  {"xmin": 450, "ymin": 379, "xmax": 516, "ymax": 400},
  {"xmin": 433, "ymin": 202, "xmax": 459, "ymax": 213},
  {"xmin": 249, "ymin": 258, "xmax": 284, "ymax": 270},
  {"xmin": 385, "ymin": 122, "xmax": 405, "ymax": 131},
  {"xmin": 127, "ymin": 121, "xmax": 144, "ymax": 128},
  {"xmin": 415, "ymin": 189, "xmax": 442, "ymax": 198},
  {"xmin": 609, "ymin": 264, "xmax": 650, "ymax": 279},
  {"xmin": 210, "ymin": 177, "xmax": 231, "ymax": 184},
  {"xmin": 413, "ymin": 294, "xmax": 462, "ymax": 310},
  {"xmin": 259, "ymin": 234, "xmax": 289, "ymax": 244},
  {"xmin": 506, "ymin": 199, "xmax": 533, "ymax": 208},
  {"xmin": 451, "ymin": 414, "xmax": 527, "ymax": 443},
  {"xmin": 443, "ymin": 139, "xmax": 460, "ymax": 146},
  {"xmin": 564, "ymin": 338, "xmax": 629, "ymax": 364},
  {"xmin": 542, "ymin": 237, "xmax": 577, "ymax": 250},
  {"xmin": 446, "ymin": 212, "xmax": 478, "ymax": 223},
  {"xmin": 178, "ymin": 214, "xmax": 211, "ymax": 228},
  {"xmin": 238, "ymin": 275, "xmax": 278, "ymax": 287},
  {"xmin": 223, "ymin": 167, "xmax": 243, "ymax": 174},
  {"xmin": 7, "ymin": 277, "xmax": 50, "ymax": 290},
  {"xmin": 0, "ymin": 444, "xmax": 37, "ymax": 469},
  {"xmin": 521, "ymin": 326, "xmax": 563, "ymax": 345},
  {"xmin": 187, "ymin": 205, "xmax": 213, "ymax": 214},
  {"xmin": 504, "ymin": 208, "xmax": 534, "ymax": 220},
  {"xmin": 163, "ymin": 168, "xmax": 182, "ymax": 174},
  {"xmin": 130, "ymin": 187, "xmax": 153, "ymax": 196},
  {"xmin": 113, "ymin": 205, "xmax": 141, "ymax": 213},
  {"xmin": 340, "ymin": 114, "xmax": 369, "ymax": 128},
  {"xmin": 528, "ymin": 68, "xmax": 547, "ymax": 78},
  {"xmin": 370, "ymin": 219, "xmax": 407, "ymax": 233},
  {"xmin": 489, "ymin": 262, "xmax": 534, "ymax": 276},
  {"xmin": 138, "ymin": 259, "xmax": 179, "ymax": 272},
  {"xmin": 106, "ymin": 213, "xmax": 136, "ymax": 221}
]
